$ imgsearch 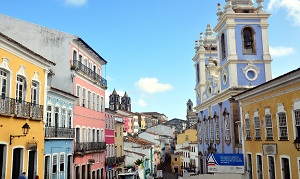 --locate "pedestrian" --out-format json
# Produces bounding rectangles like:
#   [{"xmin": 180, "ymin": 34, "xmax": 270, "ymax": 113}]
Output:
[
  {"xmin": 35, "ymin": 175, "xmax": 39, "ymax": 179},
  {"xmin": 18, "ymin": 172, "xmax": 26, "ymax": 179}
]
